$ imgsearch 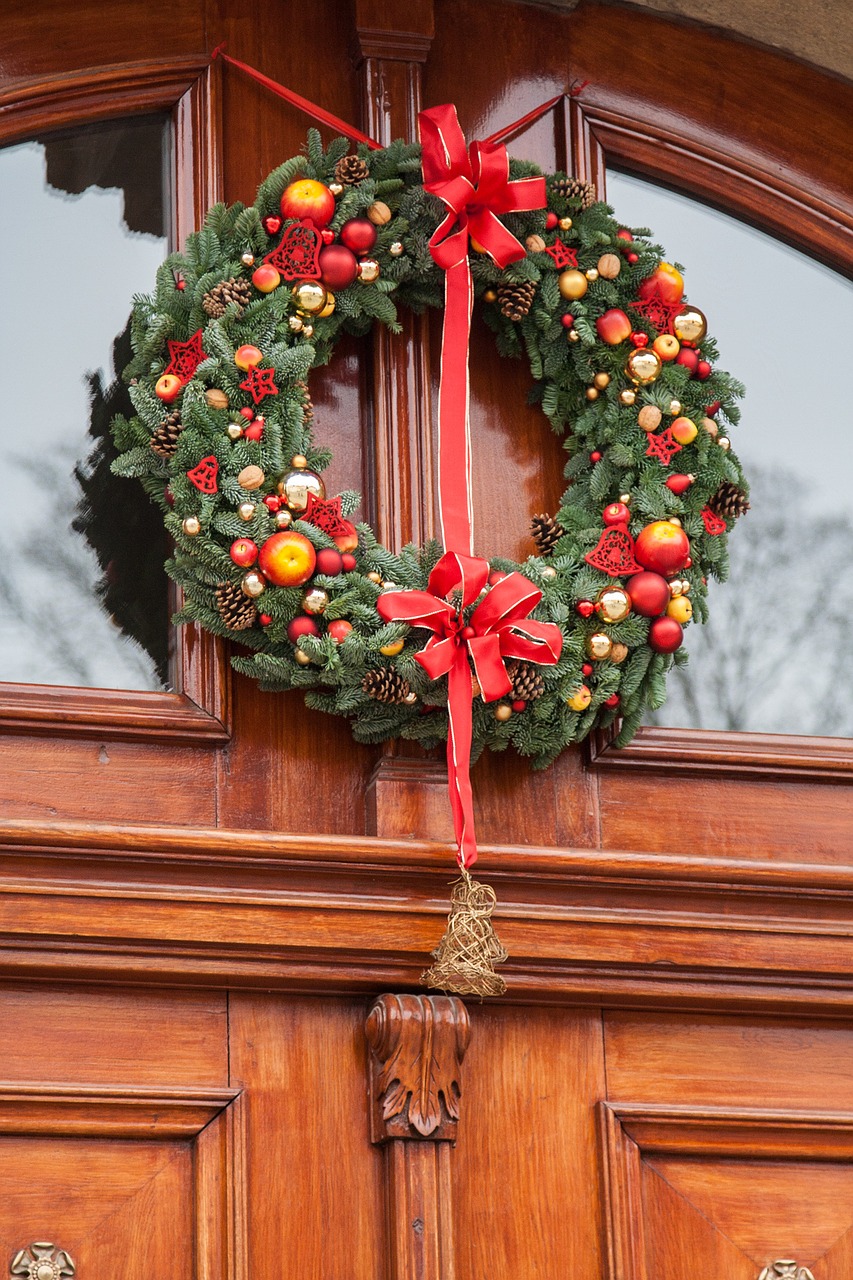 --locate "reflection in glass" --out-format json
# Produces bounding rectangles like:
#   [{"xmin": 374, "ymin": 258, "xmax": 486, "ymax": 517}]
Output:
[
  {"xmin": 0, "ymin": 117, "xmax": 171, "ymax": 690},
  {"xmin": 607, "ymin": 171, "xmax": 853, "ymax": 736}
]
